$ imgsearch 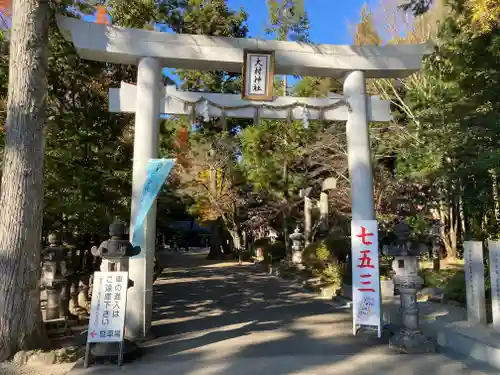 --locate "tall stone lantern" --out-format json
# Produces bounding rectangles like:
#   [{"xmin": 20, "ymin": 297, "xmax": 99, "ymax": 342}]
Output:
[
  {"xmin": 41, "ymin": 234, "xmax": 70, "ymax": 321},
  {"xmin": 382, "ymin": 220, "xmax": 435, "ymax": 353},
  {"xmin": 290, "ymin": 226, "xmax": 304, "ymax": 266}
]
